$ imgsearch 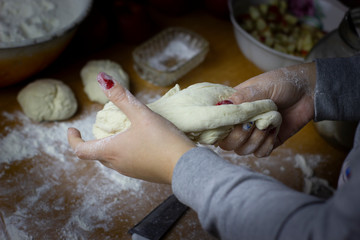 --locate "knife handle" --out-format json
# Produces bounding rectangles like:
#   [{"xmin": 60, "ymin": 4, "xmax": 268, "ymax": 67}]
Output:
[{"xmin": 128, "ymin": 194, "xmax": 188, "ymax": 240}]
